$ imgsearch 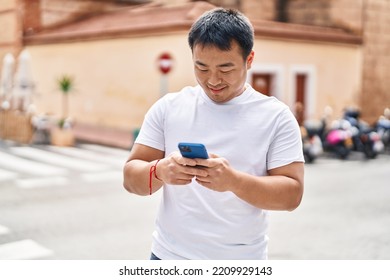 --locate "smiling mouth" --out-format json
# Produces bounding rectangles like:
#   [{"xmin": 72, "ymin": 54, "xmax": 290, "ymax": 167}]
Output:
[{"xmin": 208, "ymin": 86, "xmax": 226, "ymax": 94}]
